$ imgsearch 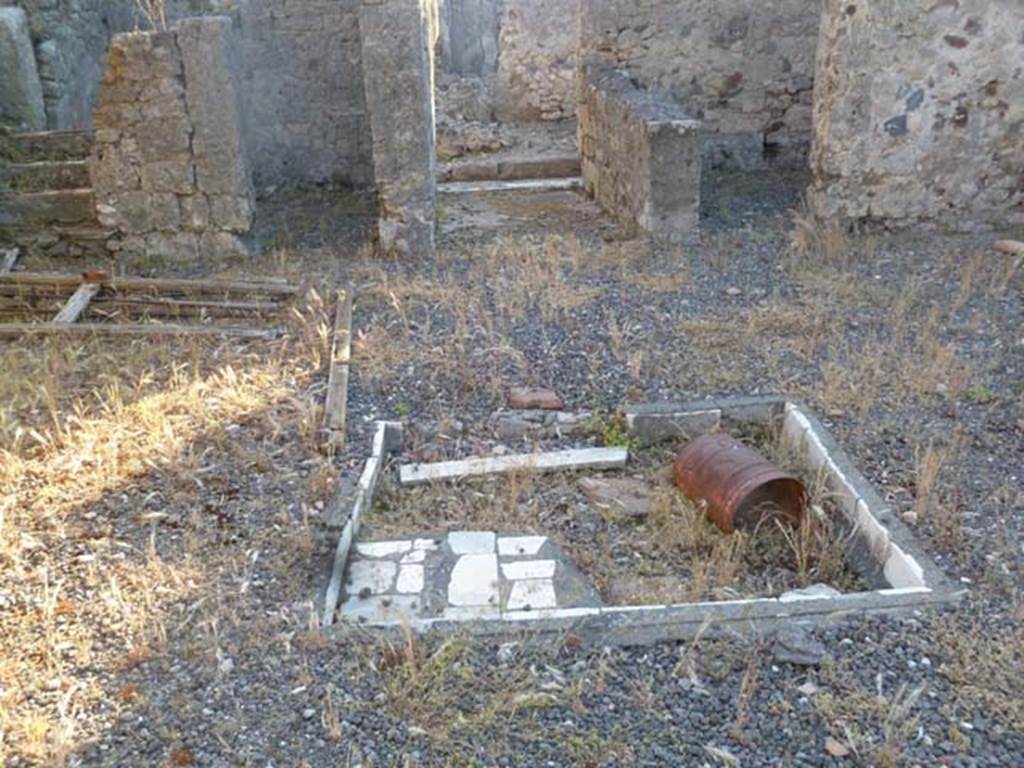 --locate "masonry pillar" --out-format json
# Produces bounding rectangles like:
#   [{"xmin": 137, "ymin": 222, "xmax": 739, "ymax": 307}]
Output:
[
  {"xmin": 90, "ymin": 17, "xmax": 254, "ymax": 262},
  {"xmin": 359, "ymin": 0, "xmax": 437, "ymax": 258},
  {"xmin": 0, "ymin": 7, "xmax": 46, "ymax": 131}
]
